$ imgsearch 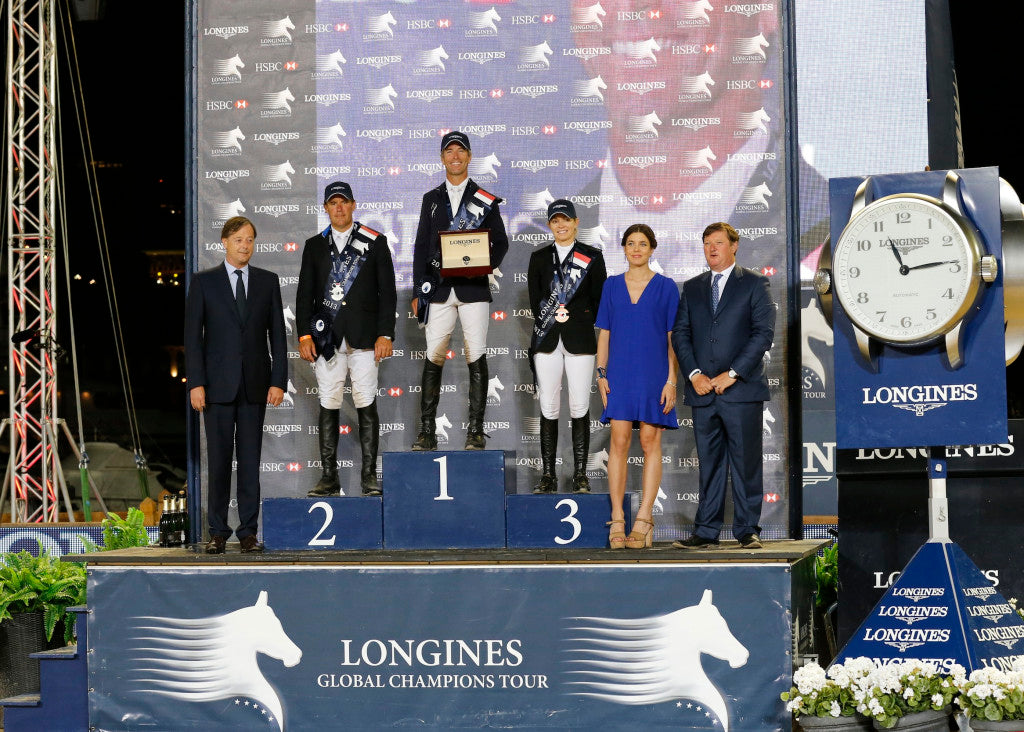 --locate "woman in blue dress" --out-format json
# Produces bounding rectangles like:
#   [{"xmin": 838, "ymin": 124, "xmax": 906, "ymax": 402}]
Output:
[{"xmin": 595, "ymin": 224, "xmax": 679, "ymax": 549}]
